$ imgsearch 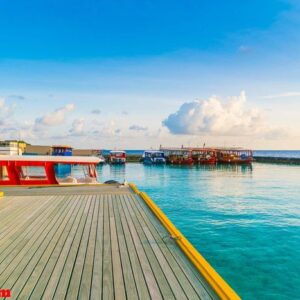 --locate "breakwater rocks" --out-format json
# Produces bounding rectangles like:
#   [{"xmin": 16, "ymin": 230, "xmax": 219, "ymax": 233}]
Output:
[{"xmin": 254, "ymin": 156, "xmax": 300, "ymax": 165}]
